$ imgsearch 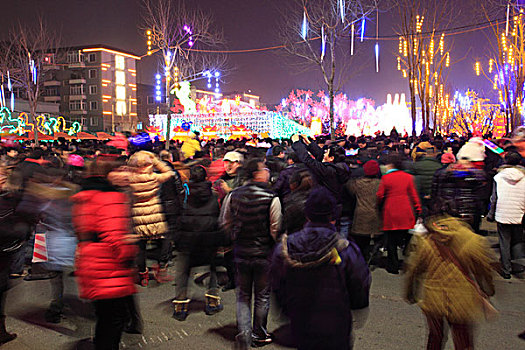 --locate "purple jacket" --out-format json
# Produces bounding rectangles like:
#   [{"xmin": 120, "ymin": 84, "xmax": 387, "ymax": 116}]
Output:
[{"xmin": 271, "ymin": 222, "xmax": 371, "ymax": 349}]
